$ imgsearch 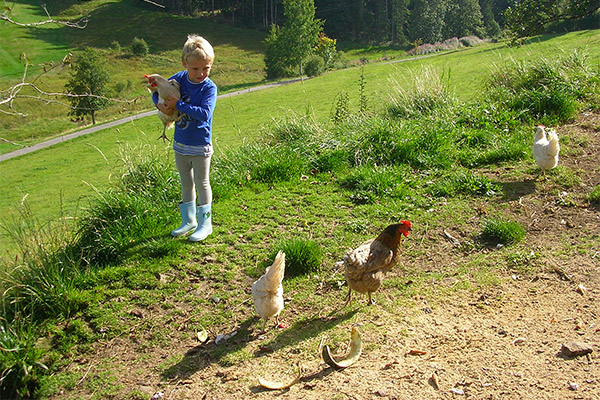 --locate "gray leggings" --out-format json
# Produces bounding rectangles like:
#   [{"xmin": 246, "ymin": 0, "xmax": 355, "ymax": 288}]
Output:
[{"xmin": 174, "ymin": 152, "xmax": 212, "ymax": 205}]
